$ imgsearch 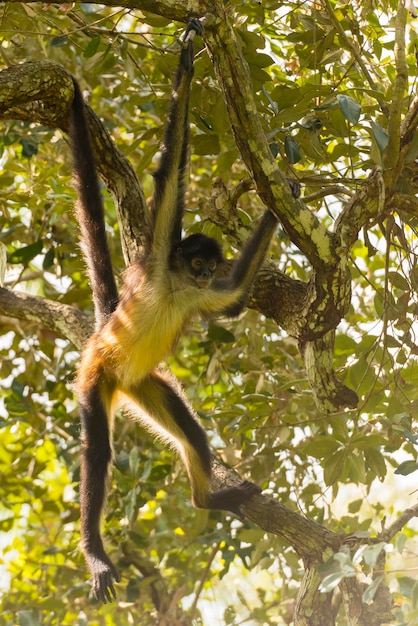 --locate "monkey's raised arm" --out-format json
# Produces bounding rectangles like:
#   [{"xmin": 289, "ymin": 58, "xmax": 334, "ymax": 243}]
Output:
[
  {"xmin": 70, "ymin": 80, "xmax": 119, "ymax": 329},
  {"xmin": 149, "ymin": 19, "xmax": 202, "ymax": 260},
  {"xmin": 206, "ymin": 210, "xmax": 278, "ymax": 318}
]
